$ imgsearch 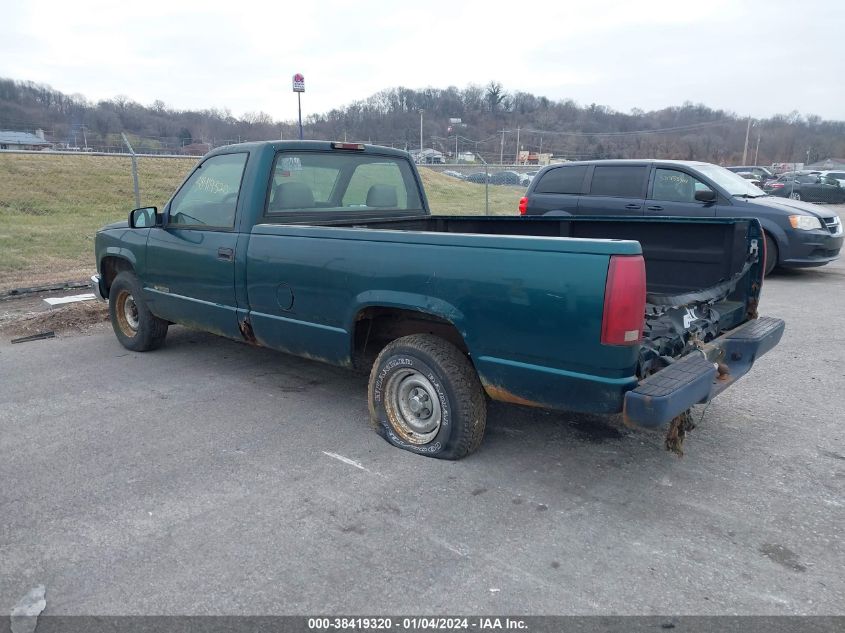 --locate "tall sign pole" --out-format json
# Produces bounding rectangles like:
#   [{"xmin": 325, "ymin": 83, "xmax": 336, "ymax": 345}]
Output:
[{"xmin": 292, "ymin": 73, "xmax": 305, "ymax": 140}]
